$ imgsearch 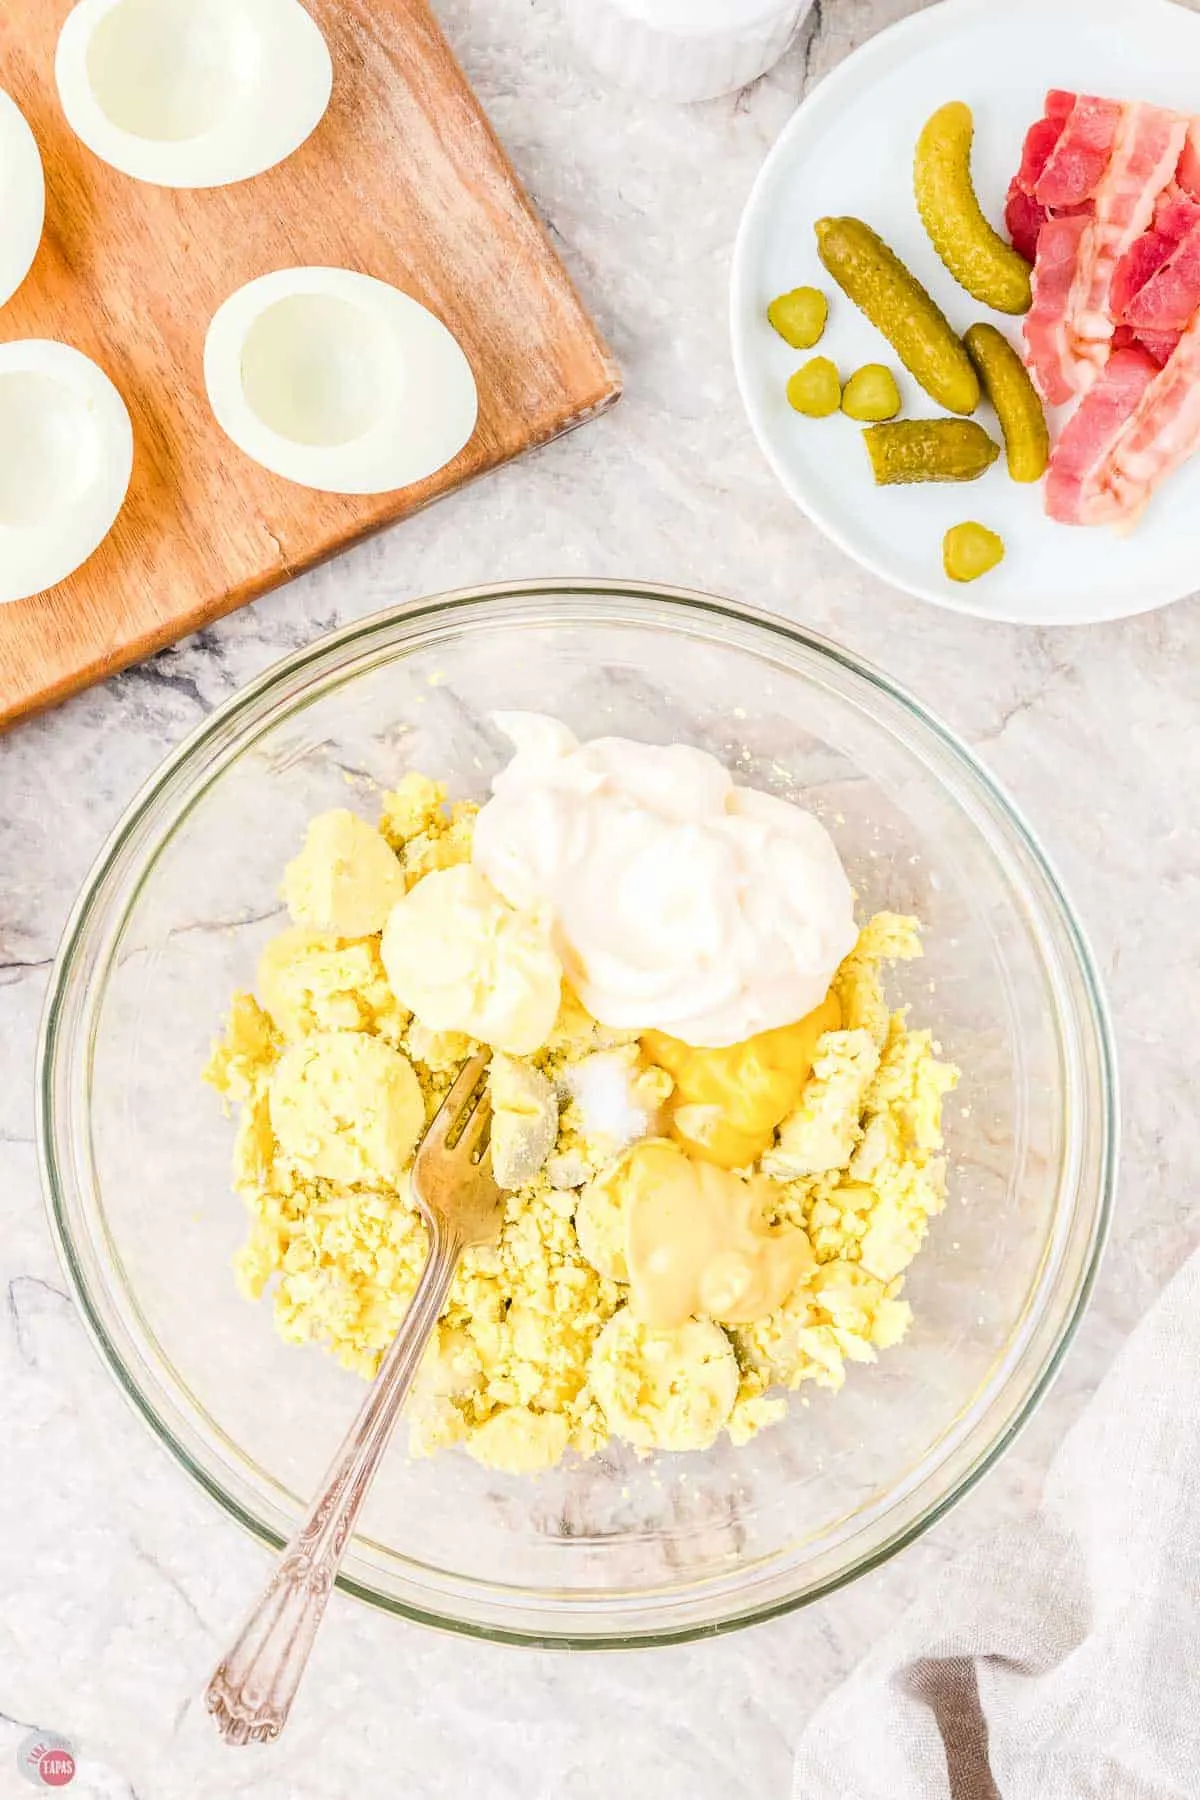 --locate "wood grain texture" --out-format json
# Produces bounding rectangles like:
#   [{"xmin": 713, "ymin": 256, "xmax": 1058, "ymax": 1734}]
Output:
[{"xmin": 0, "ymin": 0, "xmax": 621, "ymax": 727}]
